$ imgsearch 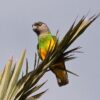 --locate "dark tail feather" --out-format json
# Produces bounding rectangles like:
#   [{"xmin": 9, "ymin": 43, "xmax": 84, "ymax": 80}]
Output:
[
  {"xmin": 50, "ymin": 62, "xmax": 69, "ymax": 86},
  {"xmin": 56, "ymin": 70, "xmax": 69, "ymax": 86}
]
